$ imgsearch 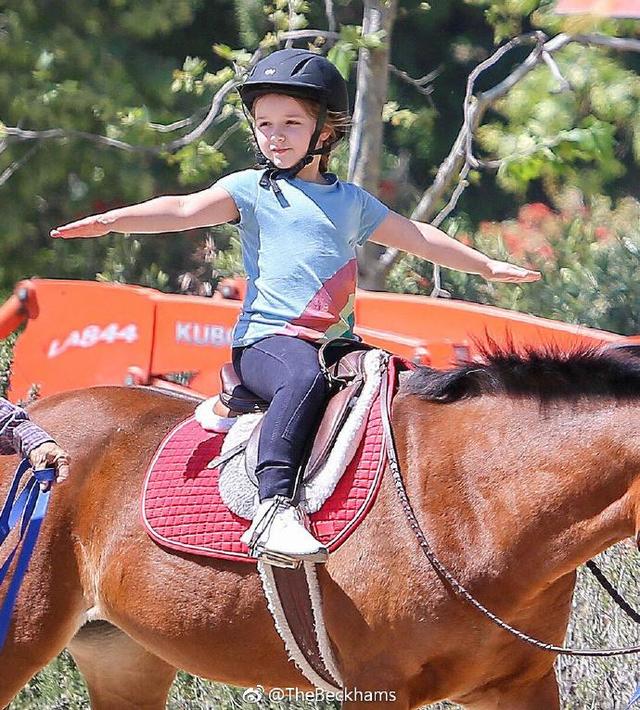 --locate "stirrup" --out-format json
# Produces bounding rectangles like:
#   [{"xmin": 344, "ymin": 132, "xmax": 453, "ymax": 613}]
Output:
[{"xmin": 254, "ymin": 547, "xmax": 302, "ymax": 569}]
